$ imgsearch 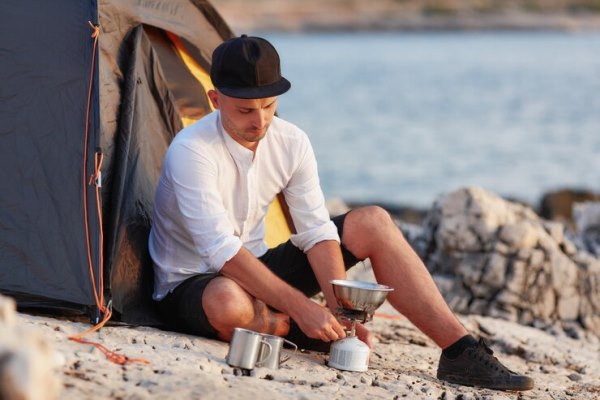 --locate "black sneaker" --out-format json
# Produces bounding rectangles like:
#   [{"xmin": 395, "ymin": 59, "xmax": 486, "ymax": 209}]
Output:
[
  {"xmin": 284, "ymin": 319, "xmax": 331, "ymax": 353},
  {"xmin": 437, "ymin": 338, "xmax": 534, "ymax": 391}
]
